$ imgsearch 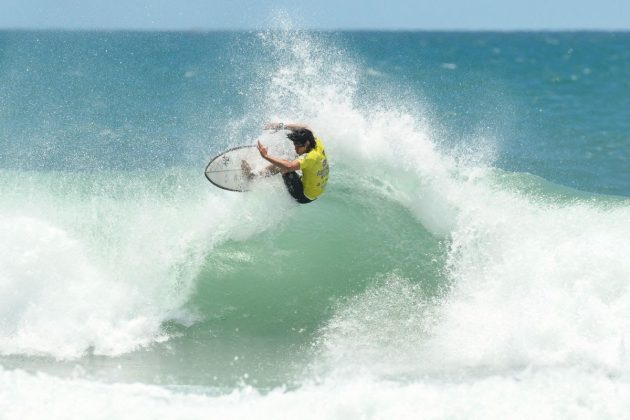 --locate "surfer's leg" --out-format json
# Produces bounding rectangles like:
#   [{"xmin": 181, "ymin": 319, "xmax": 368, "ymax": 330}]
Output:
[
  {"xmin": 261, "ymin": 164, "xmax": 283, "ymax": 176},
  {"xmin": 281, "ymin": 172, "xmax": 313, "ymax": 204},
  {"xmin": 242, "ymin": 161, "xmax": 284, "ymax": 178}
]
